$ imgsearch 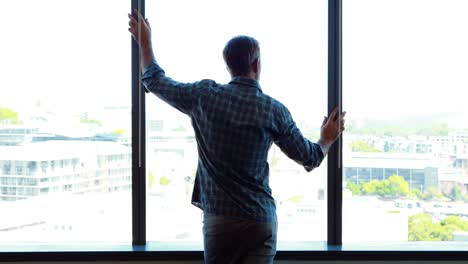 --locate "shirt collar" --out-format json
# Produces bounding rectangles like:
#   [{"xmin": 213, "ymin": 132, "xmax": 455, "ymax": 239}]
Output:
[{"xmin": 229, "ymin": 76, "xmax": 262, "ymax": 92}]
